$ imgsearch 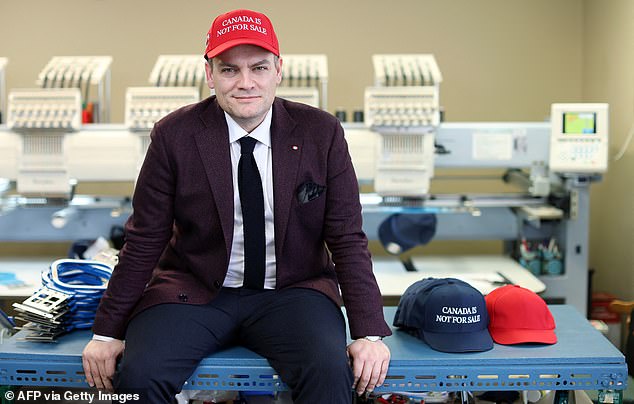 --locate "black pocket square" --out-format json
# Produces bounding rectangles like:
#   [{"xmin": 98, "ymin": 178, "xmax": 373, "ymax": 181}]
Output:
[{"xmin": 296, "ymin": 181, "xmax": 326, "ymax": 204}]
